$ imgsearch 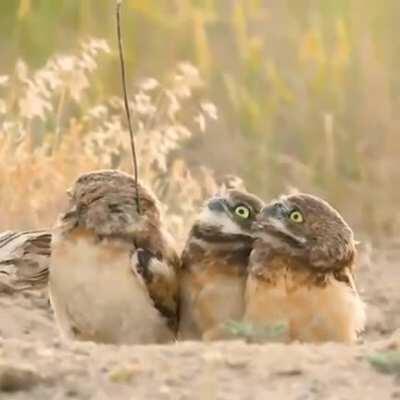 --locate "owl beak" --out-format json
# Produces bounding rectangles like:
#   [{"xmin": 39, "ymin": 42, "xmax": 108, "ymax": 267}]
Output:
[
  {"xmin": 207, "ymin": 198, "xmax": 225, "ymax": 213},
  {"xmin": 255, "ymin": 206, "xmax": 307, "ymax": 247},
  {"xmin": 258, "ymin": 203, "xmax": 283, "ymax": 223}
]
